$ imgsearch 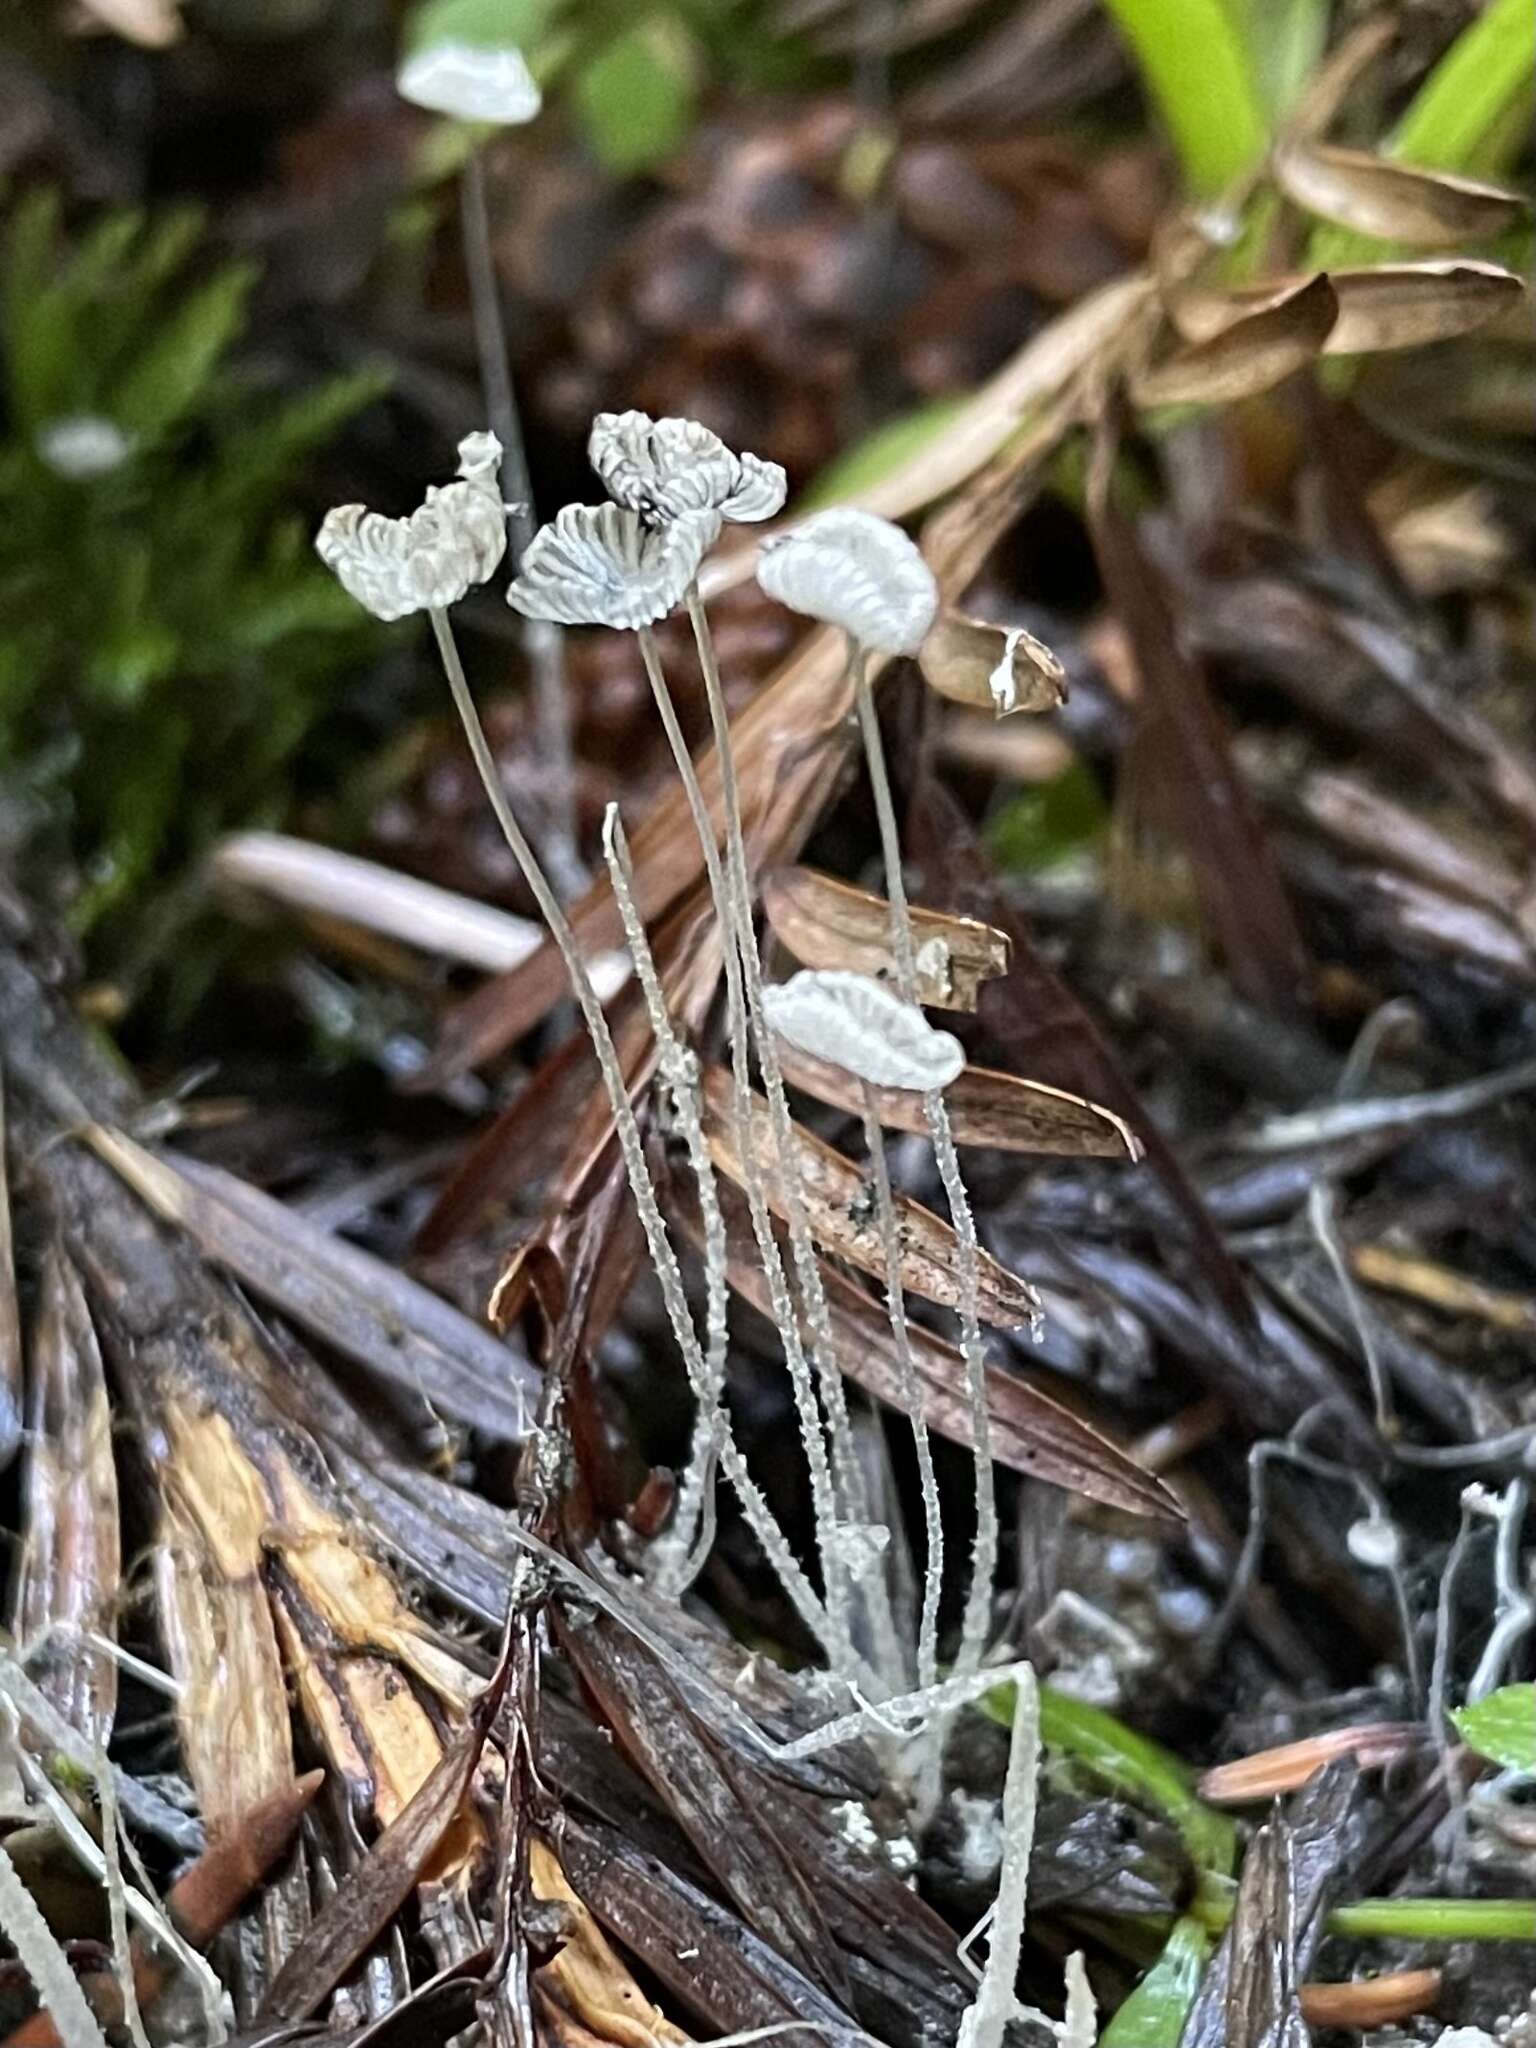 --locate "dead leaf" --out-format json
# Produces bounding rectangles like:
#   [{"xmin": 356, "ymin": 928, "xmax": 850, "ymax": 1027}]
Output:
[
  {"xmin": 763, "ymin": 864, "xmax": 1011, "ymax": 1011},
  {"xmin": 672, "ymin": 1175, "xmax": 1180, "ymax": 1519},
  {"xmin": 532, "ymin": 1837, "xmax": 692, "ymax": 2048},
  {"xmin": 0, "ymin": 1070, "xmax": 19, "ymax": 1468},
  {"xmin": 1298, "ymin": 1968, "xmax": 1441, "ymax": 2029},
  {"xmin": 774, "ymin": 1038, "xmax": 1139, "ymax": 1157},
  {"xmin": 1175, "ymin": 262, "xmax": 1524, "ymax": 356},
  {"xmin": 699, "ymin": 1064, "xmax": 1038, "ymax": 1326},
  {"xmin": 1133, "ymin": 274, "xmax": 1338, "ymax": 407},
  {"xmin": 260, "ymin": 1664, "xmax": 509, "ymax": 2025},
  {"xmin": 1273, "ymin": 139, "xmax": 1525, "ymax": 245},
  {"xmin": 14, "ymin": 1243, "xmax": 119, "ymax": 1747},
  {"xmin": 918, "ymin": 610, "xmax": 1067, "ymax": 719},
  {"xmin": 1199, "ymin": 1723, "xmax": 1422, "ymax": 1803}
]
